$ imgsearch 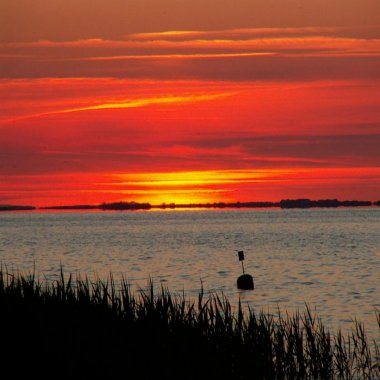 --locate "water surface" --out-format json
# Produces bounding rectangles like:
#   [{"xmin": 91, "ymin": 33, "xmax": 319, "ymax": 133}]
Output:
[{"xmin": 1, "ymin": 208, "xmax": 379, "ymax": 338}]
